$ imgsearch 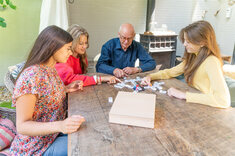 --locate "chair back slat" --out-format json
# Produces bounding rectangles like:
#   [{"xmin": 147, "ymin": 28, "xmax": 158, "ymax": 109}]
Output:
[{"xmin": 232, "ymin": 43, "xmax": 235, "ymax": 65}]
